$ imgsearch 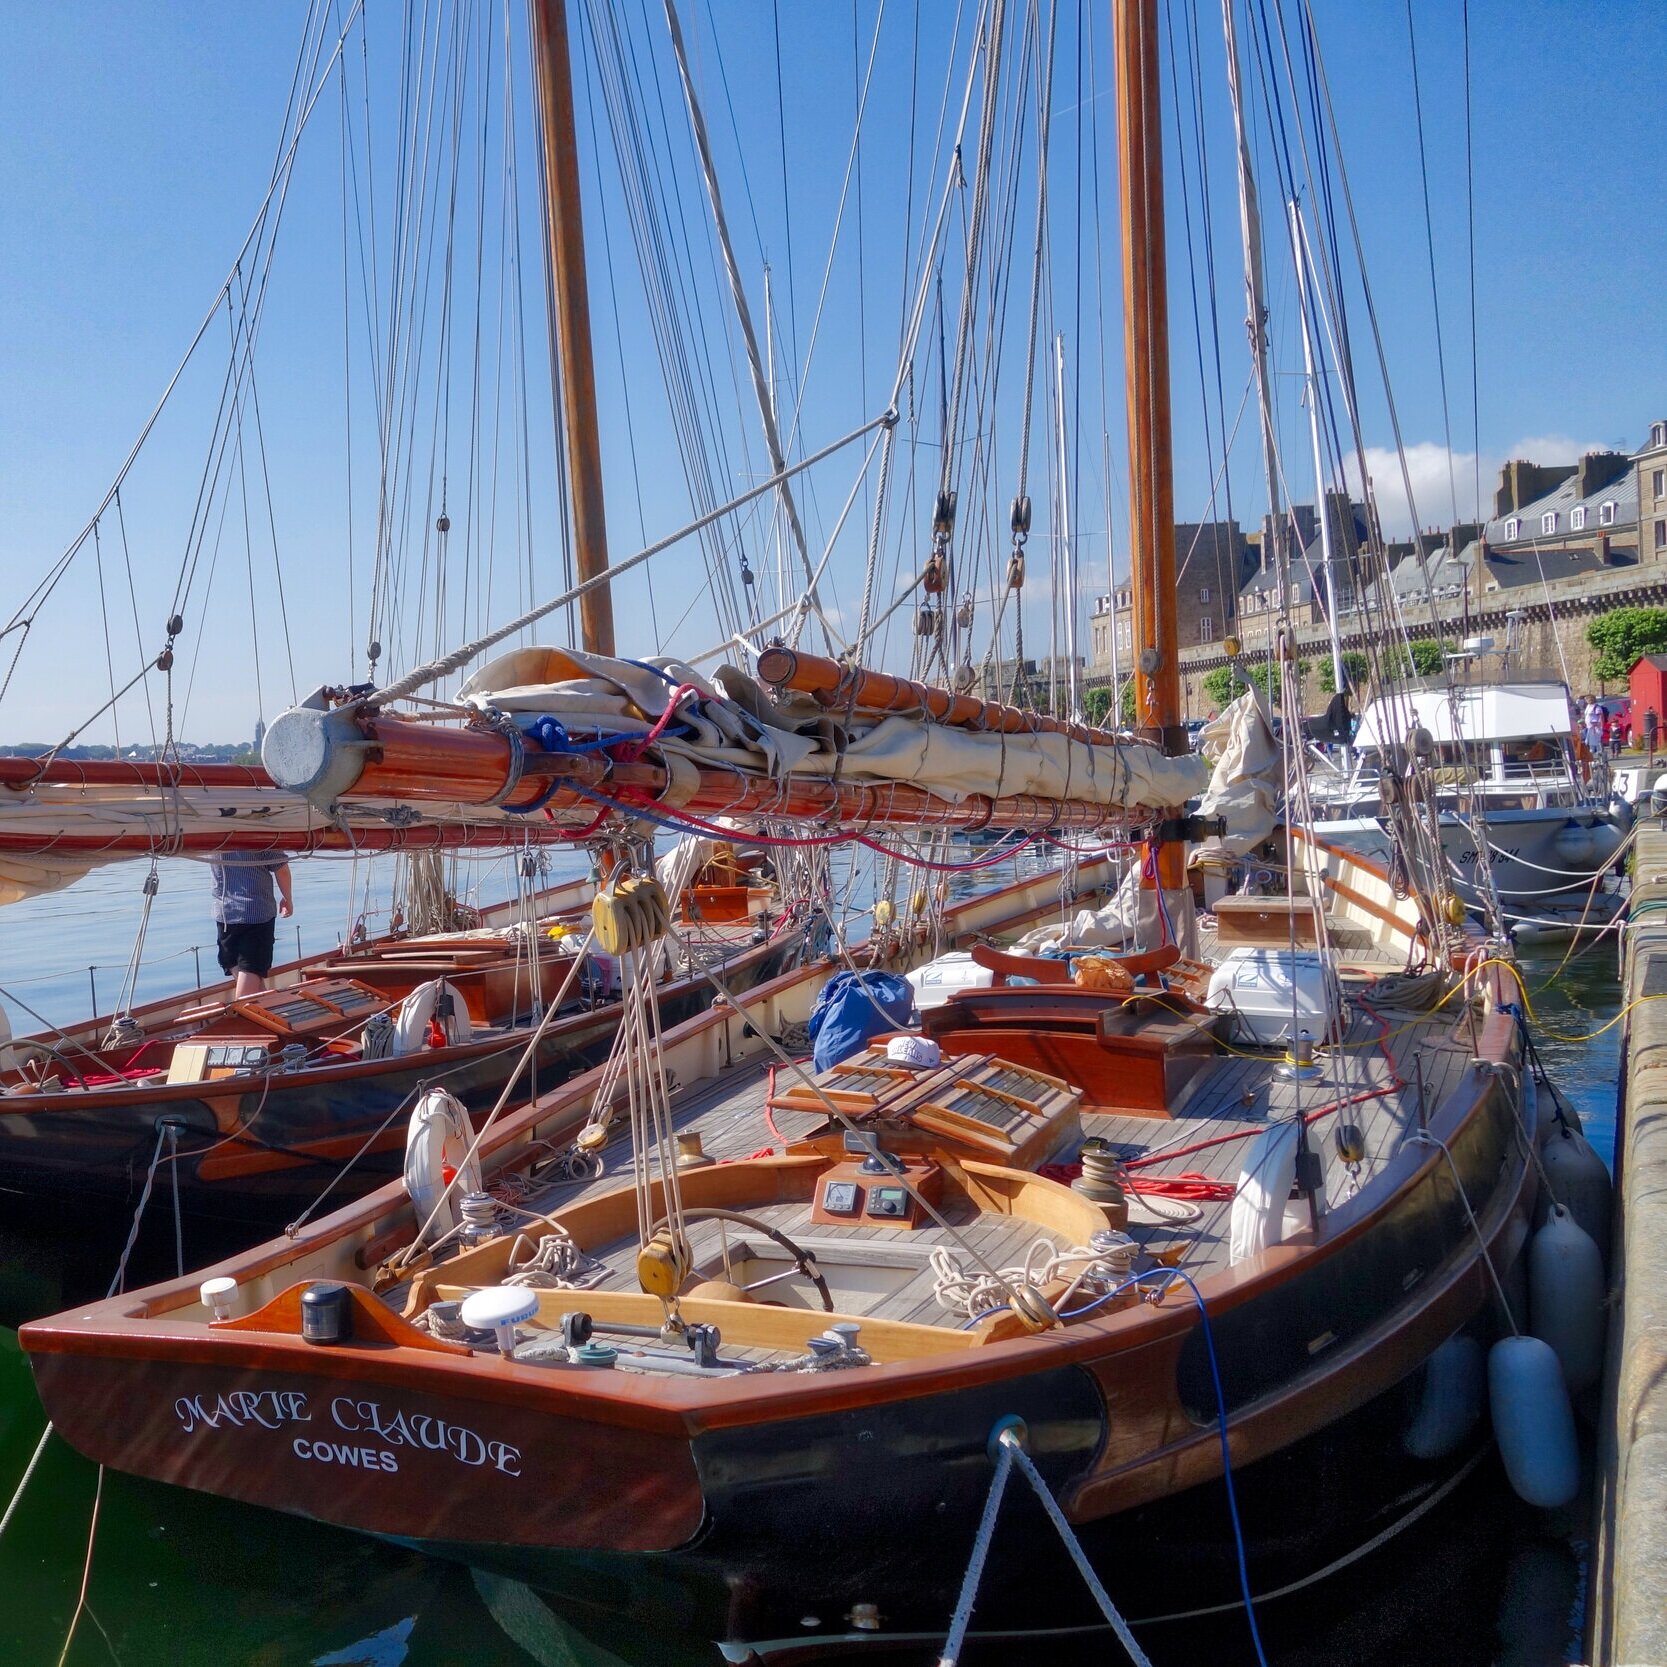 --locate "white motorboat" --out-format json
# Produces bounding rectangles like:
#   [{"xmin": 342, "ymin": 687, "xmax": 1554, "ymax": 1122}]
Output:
[{"xmin": 1309, "ymin": 679, "xmax": 1630, "ymax": 935}]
